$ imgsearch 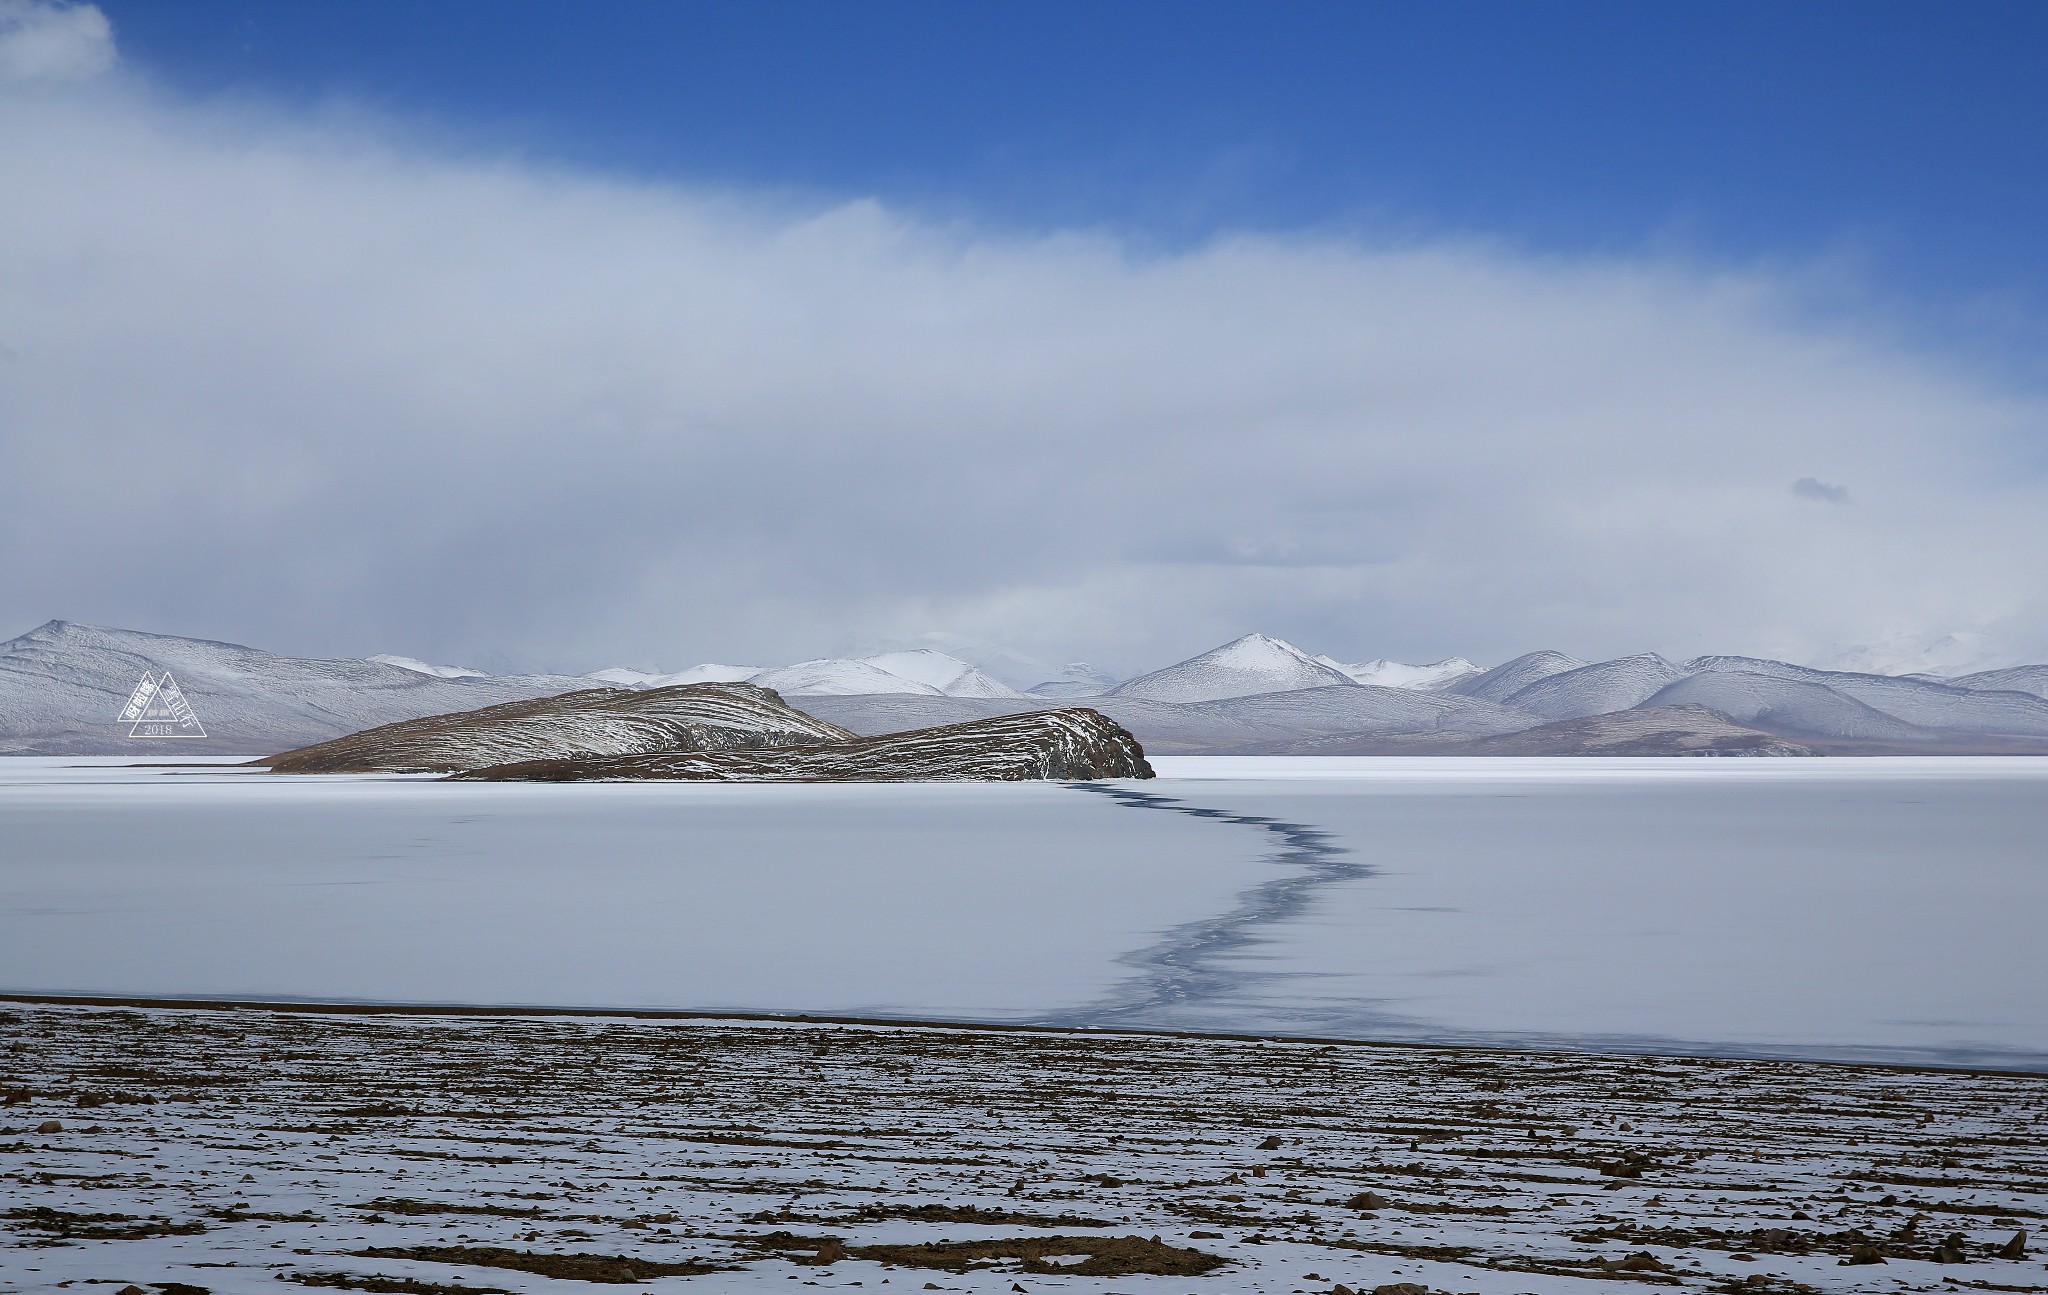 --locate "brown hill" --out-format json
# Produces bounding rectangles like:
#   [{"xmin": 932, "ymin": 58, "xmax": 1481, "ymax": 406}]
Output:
[
  {"xmin": 262, "ymin": 682, "xmax": 853, "ymax": 773},
  {"xmin": 451, "ymin": 708, "xmax": 1153, "ymax": 782}
]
